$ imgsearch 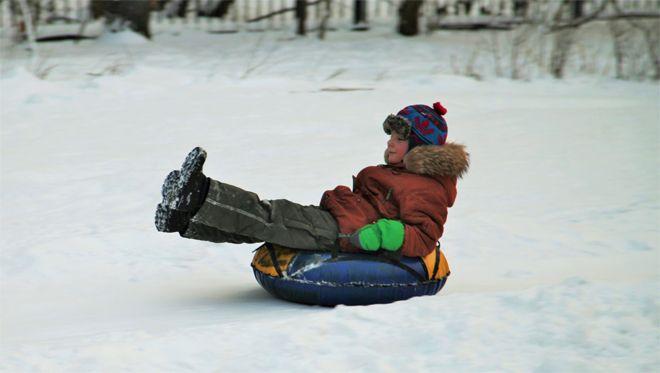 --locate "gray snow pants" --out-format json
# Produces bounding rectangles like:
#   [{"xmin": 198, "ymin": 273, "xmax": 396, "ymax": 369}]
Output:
[{"xmin": 181, "ymin": 179, "xmax": 340, "ymax": 251}]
